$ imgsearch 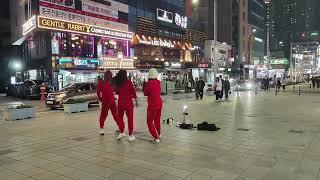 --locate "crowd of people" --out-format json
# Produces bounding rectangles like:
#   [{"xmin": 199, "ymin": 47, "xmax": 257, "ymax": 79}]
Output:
[{"xmin": 96, "ymin": 68, "xmax": 162, "ymax": 144}]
